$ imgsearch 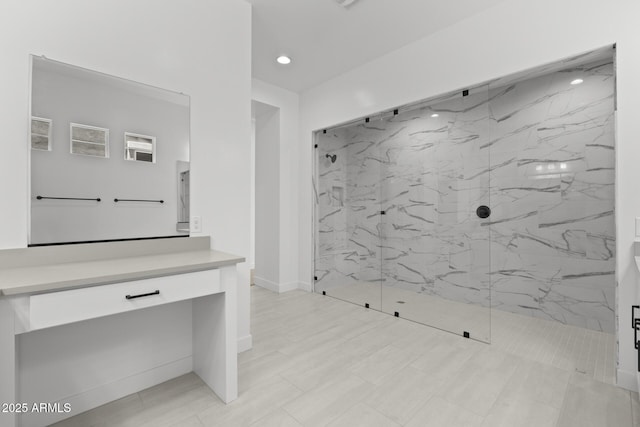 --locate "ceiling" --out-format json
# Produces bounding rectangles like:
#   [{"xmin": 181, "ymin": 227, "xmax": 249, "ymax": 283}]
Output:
[{"xmin": 247, "ymin": 0, "xmax": 508, "ymax": 93}]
